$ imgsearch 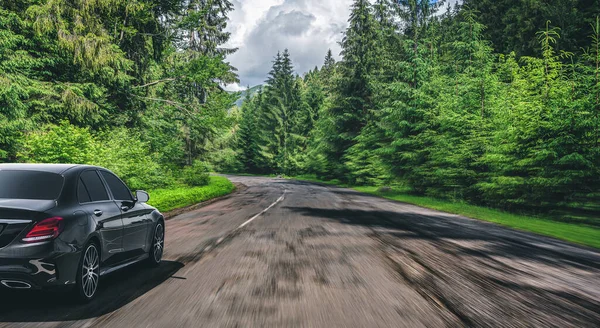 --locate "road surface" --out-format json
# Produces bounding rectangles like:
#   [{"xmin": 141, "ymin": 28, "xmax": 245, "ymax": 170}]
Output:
[{"xmin": 1, "ymin": 176, "xmax": 599, "ymax": 327}]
